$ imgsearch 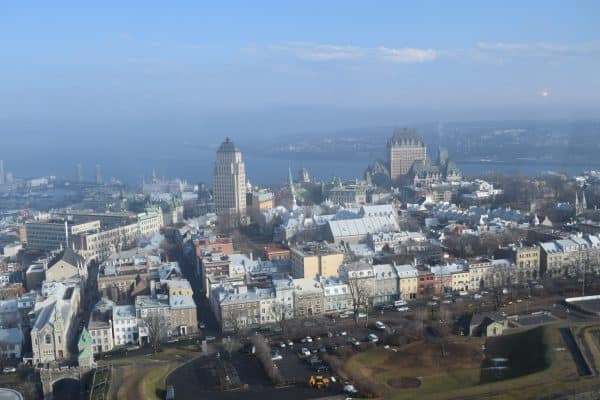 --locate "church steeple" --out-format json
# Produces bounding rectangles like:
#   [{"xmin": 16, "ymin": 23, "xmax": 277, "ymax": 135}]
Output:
[{"xmin": 288, "ymin": 167, "xmax": 297, "ymax": 210}]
